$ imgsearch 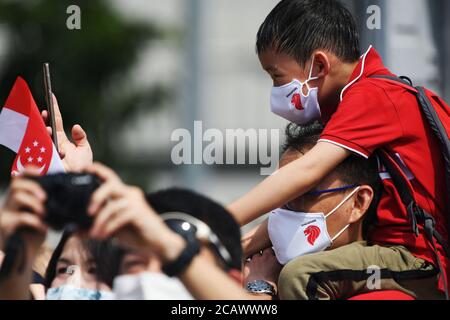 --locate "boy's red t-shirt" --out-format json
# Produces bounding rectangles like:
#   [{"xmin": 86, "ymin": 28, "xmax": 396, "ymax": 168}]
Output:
[{"xmin": 319, "ymin": 46, "xmax": 449, "ymax": 290}]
